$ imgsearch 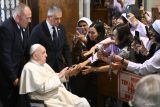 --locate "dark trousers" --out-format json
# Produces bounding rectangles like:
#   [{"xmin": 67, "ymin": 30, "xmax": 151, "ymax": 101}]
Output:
[
  {"xmin": 70, "ymin": 72, "xmax": 98, "ymax": 107},
  {"xmin": 0, "ymin": 85, "xmax": 19, "ymax": 107}
]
